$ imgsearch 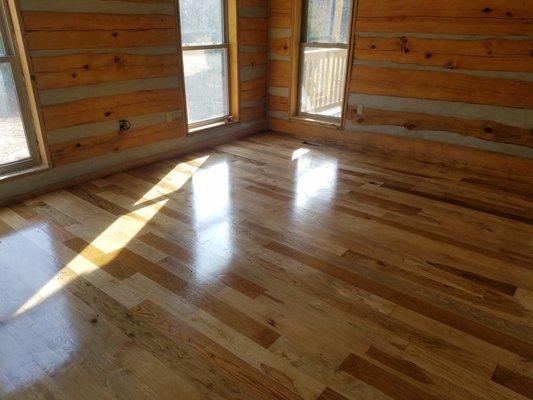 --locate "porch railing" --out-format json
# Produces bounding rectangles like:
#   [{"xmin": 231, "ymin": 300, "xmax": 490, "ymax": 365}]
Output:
[{"xmin": 300, "ymin": 48, "xmax": 347, "ymax": 114}]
